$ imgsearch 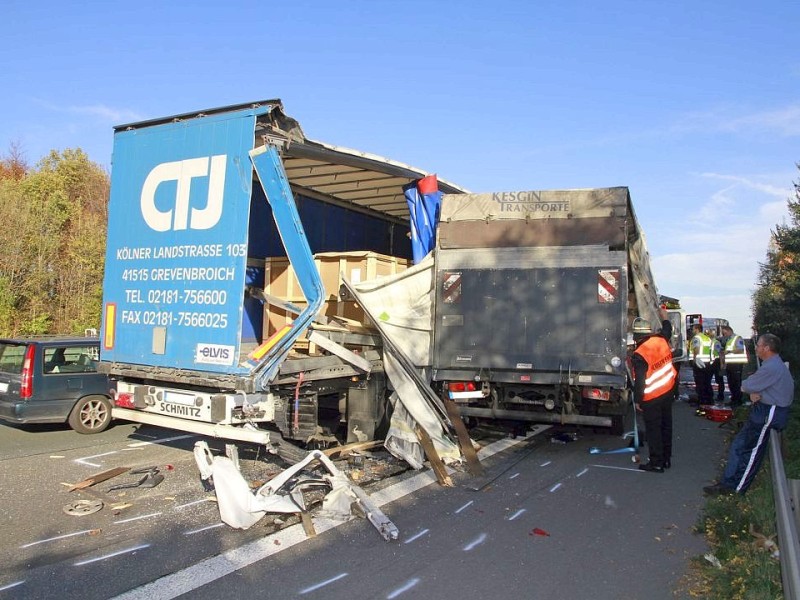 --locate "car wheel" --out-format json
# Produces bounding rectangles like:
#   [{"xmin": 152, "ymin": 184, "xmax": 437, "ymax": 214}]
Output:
[{"xmin": 68, "ymin": 395, "xmax": 112, "ymax": 434}]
